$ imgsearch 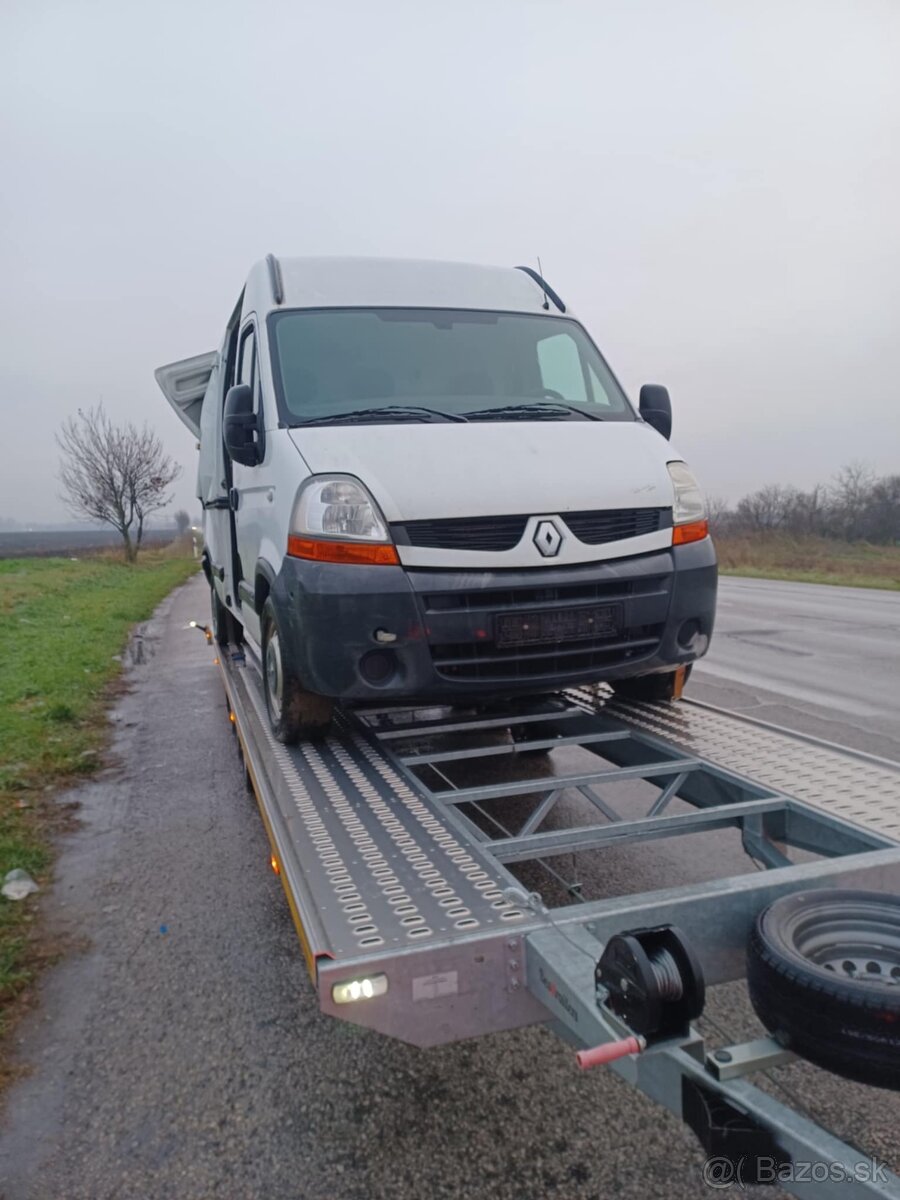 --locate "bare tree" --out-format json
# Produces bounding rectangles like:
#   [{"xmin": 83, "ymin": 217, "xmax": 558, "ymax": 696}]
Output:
[
  {"xmin": 783, "ymin": 485, "xmax": 827, "ymax": 536},
  {"xmin": 830, "ymin": 461, "xmax": 877, "ymax": 541},
  {"xmin": 173, "ymin": 509, "xmax": 191, "ymax": 536},
  {"xmin": 57, "ymin": 405, "xmax": 181, "ymax": 562},
  {"xmin": 735, "ymin": 484, "xmax": 794, "ymax": 532},
  {"xmin": 704, "ymin": 493, "xmax": 732, "ymax": 536},
  {"xmin": 865, "ymin": 474, "xmax": 900, "ymax": 543}
]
